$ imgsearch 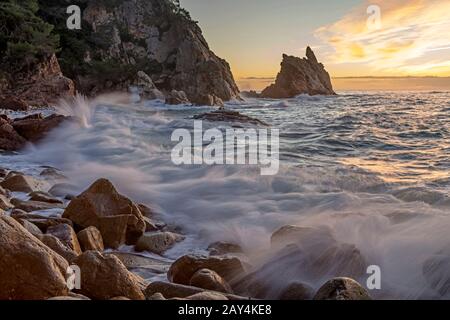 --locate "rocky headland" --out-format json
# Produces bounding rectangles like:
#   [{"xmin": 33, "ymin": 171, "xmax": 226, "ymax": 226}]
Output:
[
  {"xmin": 261, "ymin": 47, "xmax": 336, "ymax": 98},
  {"xmin": 1, "ymin": 0, "xmax": 240, "ymax": 107}
]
